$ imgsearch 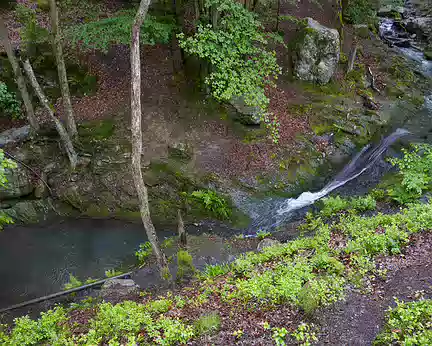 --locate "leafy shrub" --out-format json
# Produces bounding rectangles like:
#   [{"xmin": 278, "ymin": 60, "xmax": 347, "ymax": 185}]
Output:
[
  {"xmin": 104, "ymin": 269, "xmax": 123, "ymax": 278},
  {"xmin": 256, "ymin": 229, "xmax": 272, "ymax": 240},
  {"xmin": 136, "ymin": 241, "xmax": 153, "ymax": 265},
  {"xmin": 63, "ymin": 274, "xmax": 97, "ymax": 290},
  {"xmin": 146, "ymin": 298, "xmax": 173, "ymax": 315},
  {"xmin": 85, "ymin": 301, "xmax": 195, "ymax": 345},
  {"xmin": 190, "ymin": 189, "xmax": 231, "ymax": 219},
  {"xmin": 320, "ymin": 196, "xmax": 349, "ymax": 216},
  {"xmin": 178, "ymin": 0, "xmax": 281, "ymax": 142},
  {"xmin": 344, "ymin": 0, "xmax": 377, "ymax": 24},
  {"xmin": 374, "ymin": 299, "xmax": 432, "ymax": 345},
  {"xmin": 176, "ymin": 250, "xmax": 195, "ymax": 280},
  {"xmin": 15, "ymin": 4, "xmax": 49, "ymax": 48},
  {"xmin": 291, "ymin": 322, "xmax": 318, "ymax": 346},
  {"xmin": 0, "ymin": 82, "xmax": 22, "ymax": 119},
  {"xmin": 320, "ymin": 195, "xmax": 376, "ymax": 217},
  {"xmin": 388, "ymin": 144, "xmax": 432, "ymax": 204},
  {"xmin": 1, "ymin": 308, "xmax": 69, "ymax": 345},
  {"xmin": 202, "ymin": 263, "xmax": 231, "ymax": 278},
  {"xmin": 67, "ymin": 11, "xmax": 175, "ymax": 53},
  {"xmin": 0, "ymin": 149, "xmax": 16, "ymax": 229},
  {"xmin": 194, "ymin": 312, "xmax": 221, "ymax": 336}
]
